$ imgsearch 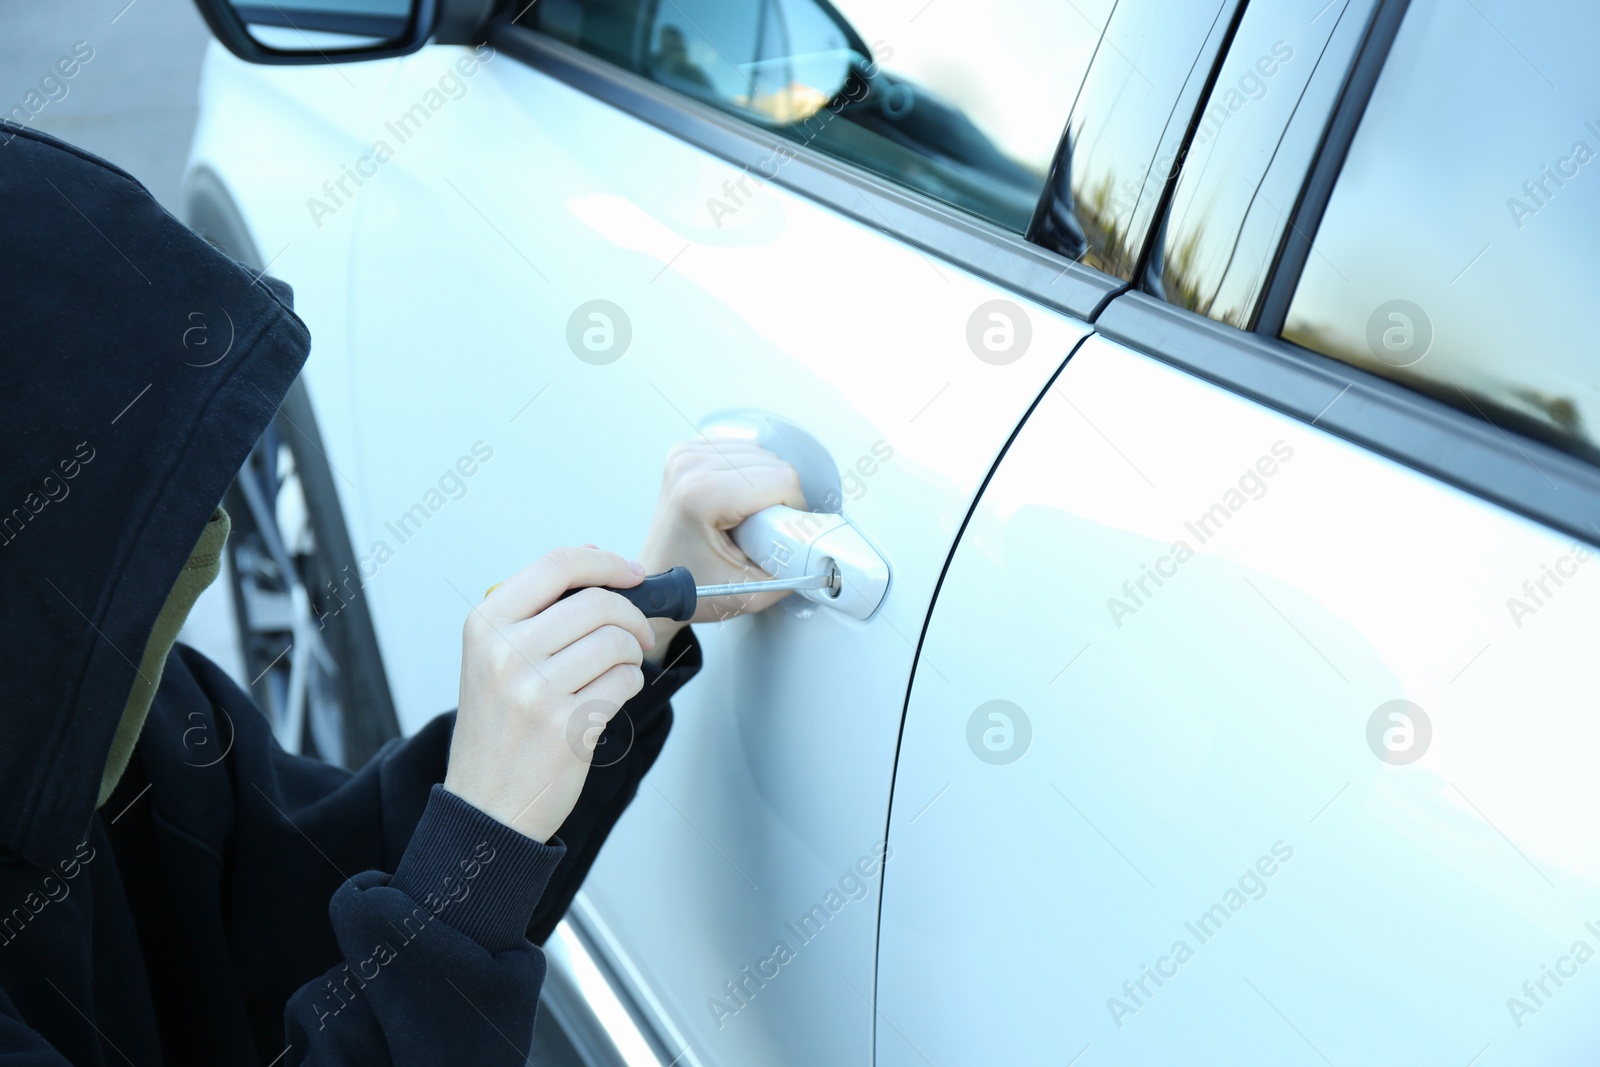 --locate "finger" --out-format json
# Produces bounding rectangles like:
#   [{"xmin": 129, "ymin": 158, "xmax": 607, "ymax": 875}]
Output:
[
  {"xmin": 666, "ymin": 437, "xmax": 771, "ymax": 457},
  {"xmin": 663, "ymin": 440, "xmax": 790, "ymax": 481},
  {"xmin": 573, "ymin": 661, "xmax": 647, "ymax": 717},
  {"xmin": 484, "ymin": 547, "xmax": 642, "ymax": 624},
  {"xmin": 698, "ymin": 454, "xmax": 797, "ymax": 477},
  {"xmin": 682, "ymin": 463, "xmax": 808, "ymax": 528},
  {"xmin": 668, "ymin": 442, "xmax": 792, "ymax": 472},
  {"xmin": 526, "ymin": 585, "xmax": 654, "ymax": 658},
  {"xmin": 542, "ymin": 624, "xmax": 645, "ymax": 695},
  {"xmin": 564, "ymin": 664, "xmax": 646, "ymax": 767}
]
